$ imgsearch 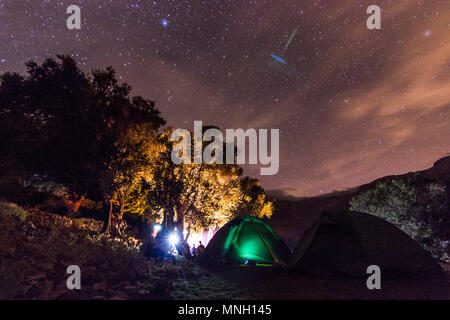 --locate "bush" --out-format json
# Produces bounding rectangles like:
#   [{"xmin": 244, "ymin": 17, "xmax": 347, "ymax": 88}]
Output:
[
  {"xmin": 0, "ymin": 201, "xmax": 28, "ymax": 221},
  {"xmin": 350, "ymin": 175, "xmax": 449, "ymax": 262}
]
